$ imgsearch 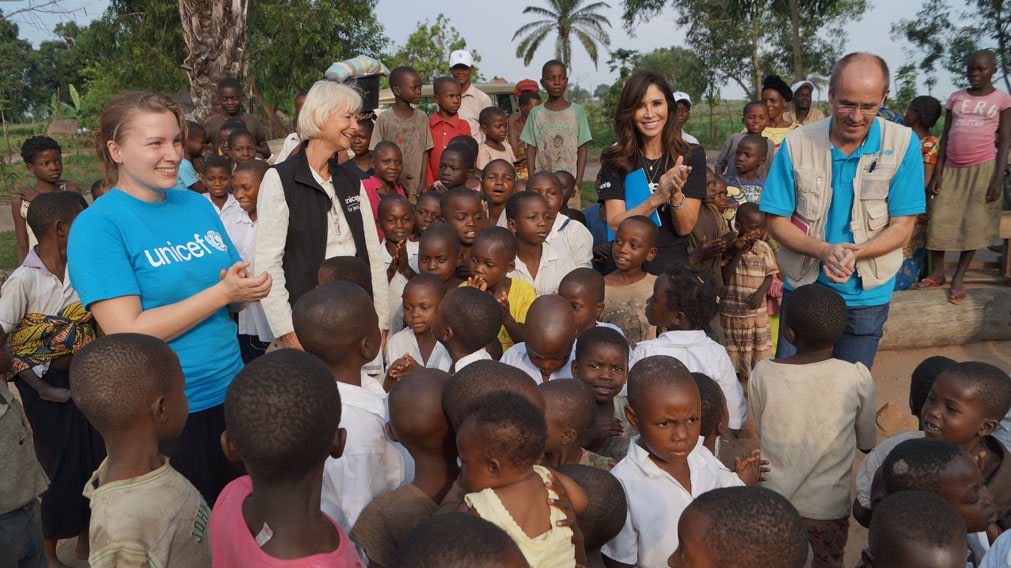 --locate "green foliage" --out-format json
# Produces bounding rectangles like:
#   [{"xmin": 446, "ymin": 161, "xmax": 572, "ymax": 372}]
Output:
[
  {"xmin": 513, "ymin": 0, "xmax": 612, "ymax": 71},
  {"xmin": 598, "ymin": 47, "xmax": 714, "ymax": 126},
  {"xmin": 58, "ymin": 0, "xmax": 189, "ymax": 124},
  {"xmin": 385, "ymin": 14, "xmax": 479, "ymax": 85},
  {"xmin": 637, "ymin": 47, "xmax": 709, "ymax": 100},
  {"xmin": 621, "ymin": 0, "xmax": 865, "ymax": 99},
  {"xmin": 0, "ymin": 231, "xmax": 16, "ymax": 270},
  {"xmin": 892, "ymin": 0, "xmax": 1011, "ymax": 93},
  {"xmin": 0, "ymin": 16, "xmax": 38, "ymax": 118},
  {"xmin": 570, "ymin": 85, "xmax": 592, "ymax": 103},
  {"xmin": 247, "ymin": 0, "xmax": 388, "ymax": 113},
  {"xmin": 890, "ymin": 64, "xmax": 920, "ymax": 113}
]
